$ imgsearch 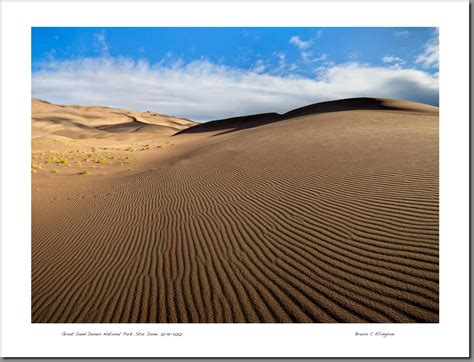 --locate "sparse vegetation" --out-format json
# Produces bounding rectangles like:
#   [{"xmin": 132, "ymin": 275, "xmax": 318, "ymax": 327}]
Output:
[{"xmin": 33, "ymin": 142, "xmax": 142, "ymax": 177}]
